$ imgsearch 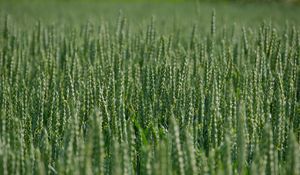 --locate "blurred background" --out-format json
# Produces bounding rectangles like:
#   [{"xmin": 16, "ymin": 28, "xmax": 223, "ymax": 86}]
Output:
[
  {"xmin": 1, "ymin": 0, "xmax": 299, "ymax": 37},
  {"xmin": 1, "ymin": 0, "xmax": 300, "ymax": 3}
]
